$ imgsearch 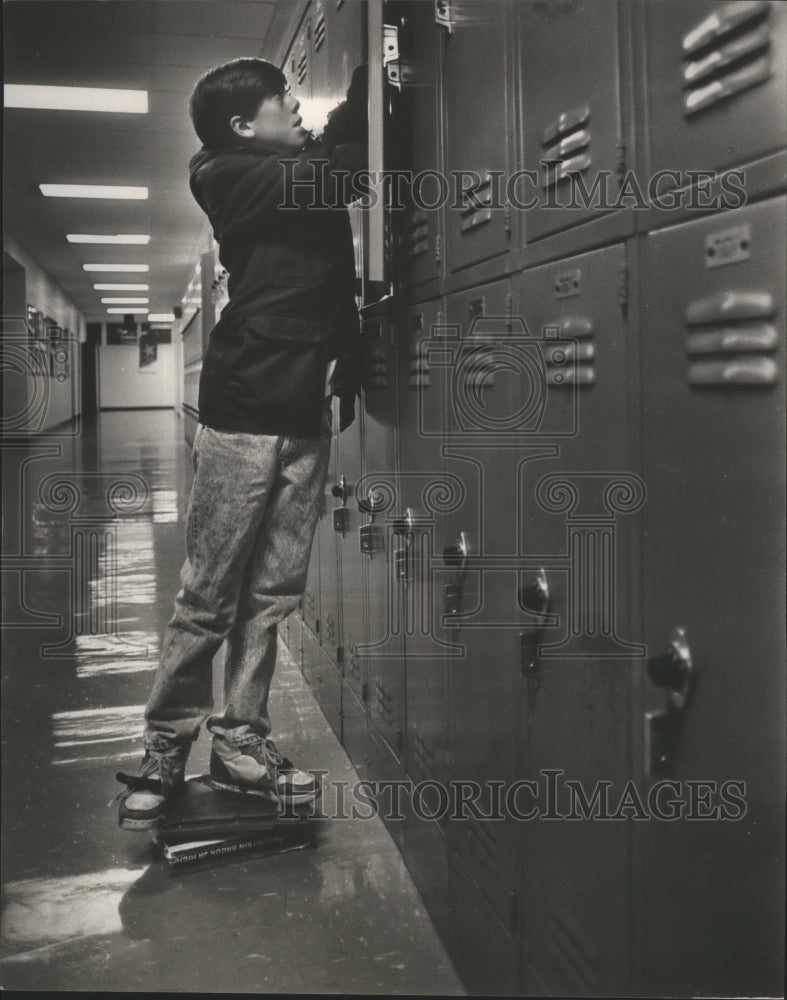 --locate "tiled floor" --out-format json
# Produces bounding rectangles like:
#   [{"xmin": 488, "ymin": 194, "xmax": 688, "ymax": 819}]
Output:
[{"xmin": 1, "ymin": 410, "xmax": 464, "ymax": 994}]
